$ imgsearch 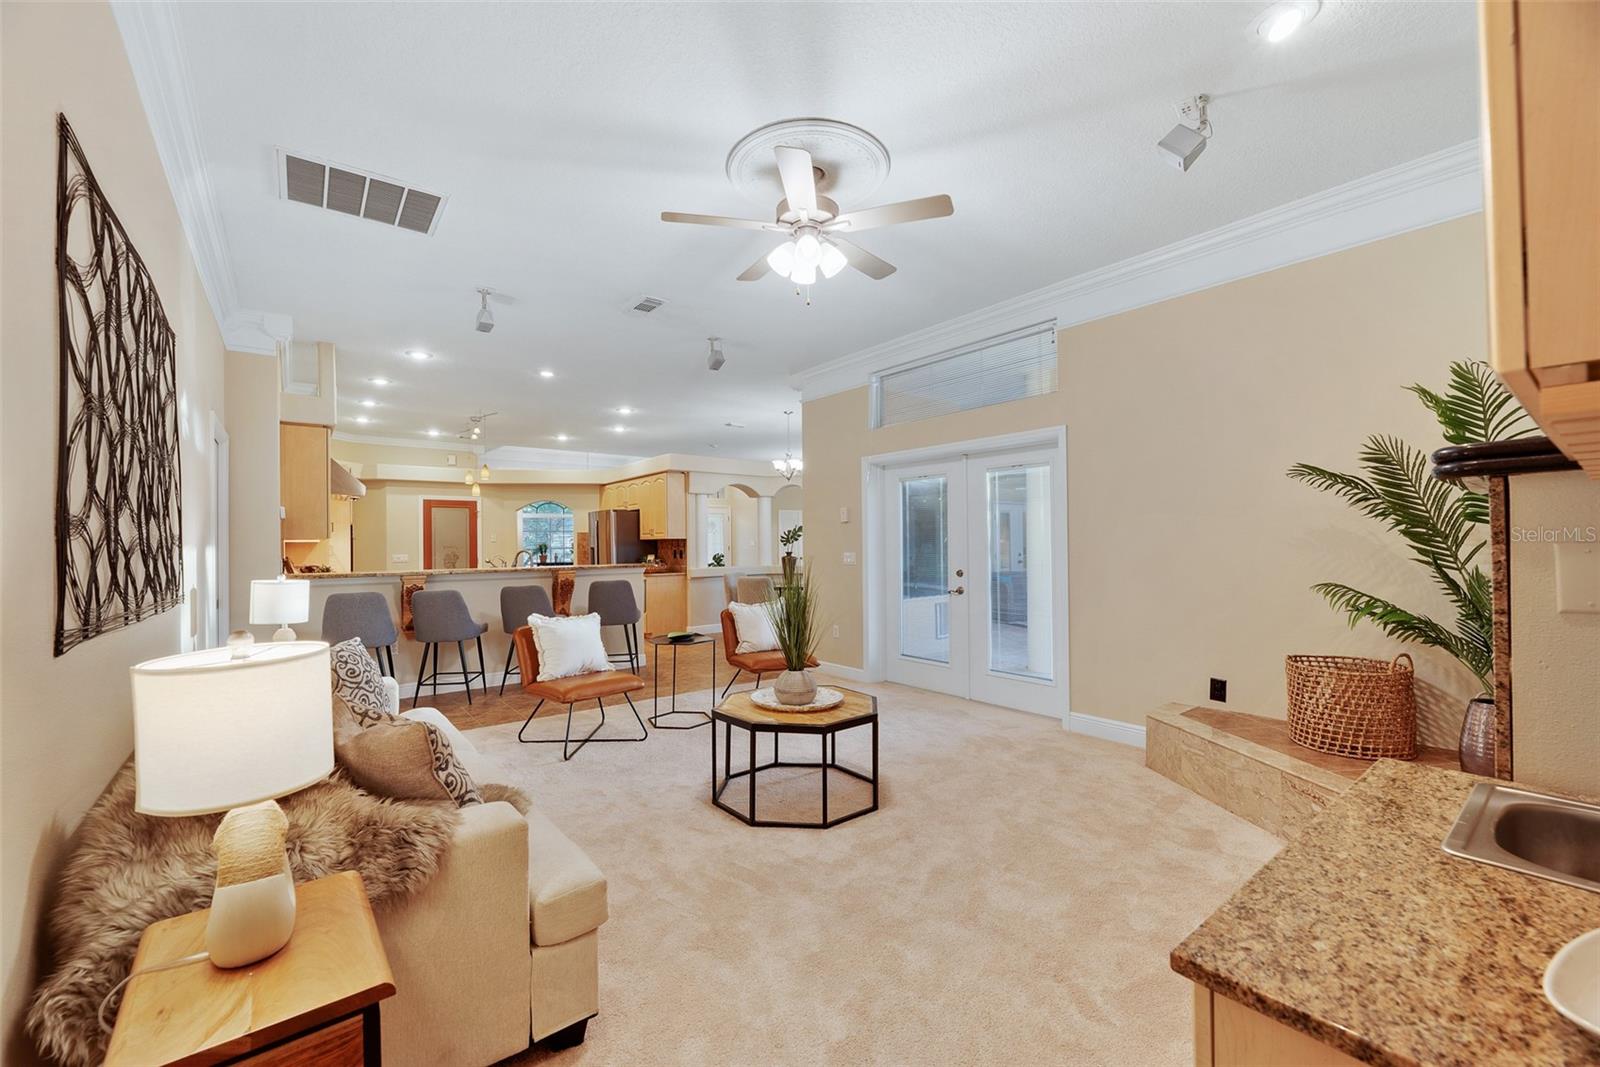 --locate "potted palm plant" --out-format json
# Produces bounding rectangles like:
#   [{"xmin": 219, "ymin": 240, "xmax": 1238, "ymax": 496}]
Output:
[
  {"xmin": 779, "ymin": 524, "xmax": 803, "ymax": 586},
  {"xmin": 1287, "ymin": 360, "xmax": 1533, "ymax": 772},
  {"xmin": 766, "ymin": 569, "xmax": 821, "ymax": 705},
  {"xmin": 536, "ymin": 542, "xmax": 549, "ymax": 566}
]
